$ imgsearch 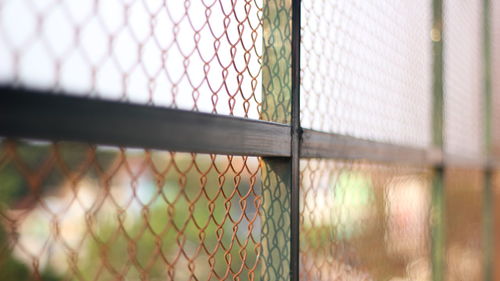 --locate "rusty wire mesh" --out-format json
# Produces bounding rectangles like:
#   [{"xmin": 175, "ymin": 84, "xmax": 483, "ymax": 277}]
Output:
[
  {"xmin": 299, "ymin": 0, "xmax": 433, "ymax": 148},
  {"xmin": 0, "ymin": 139, "xmax": 265, "ymax": 281},
  {"xmin": 300, "ymin": 159, "xmax": 432, "ymax": 281},
  {"xmin": 0, "ymin": 0, "xmax": 498, "ymax": 280},
  {"xmin": 494, "ymin": 171, "xmax": 500, "ymax": 281},
  {"xmin": 0, "ymin": 0, "xmax": 294, "ymax": 280},
  {"xmin": 0, "ymin": 0, "xmax": 268, "ymax": 119},
  {"xmin": 444, "ymin": 168, "xmax": 484, "ymax": 281},
  {"xmin": 443, "ymin": 0, "xmax": 484, "ymax": 158}
]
